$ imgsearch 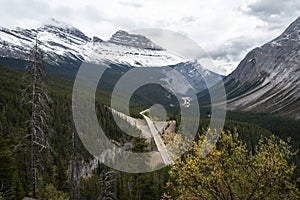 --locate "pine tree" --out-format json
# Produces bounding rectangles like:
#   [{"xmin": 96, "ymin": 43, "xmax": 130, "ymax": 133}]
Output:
[
  {"xmin": 69, "ymin": 126, "xmax": 80, "ymax": 200},
  {"xmin": 0, "ymin": 132, "xmax": 24, "ymax": 199}
]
